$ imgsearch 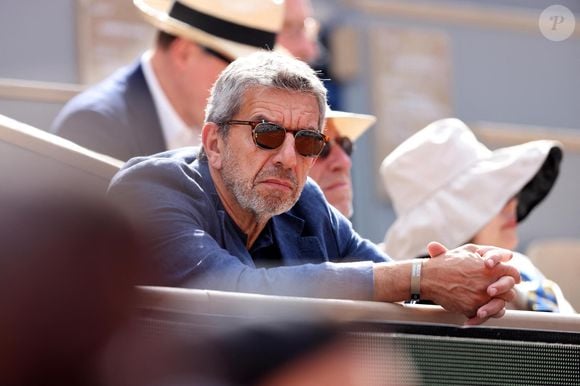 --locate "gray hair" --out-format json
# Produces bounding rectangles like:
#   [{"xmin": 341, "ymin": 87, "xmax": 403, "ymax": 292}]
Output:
[{"xmin": 204, "ymin": 51, "xmax": 327, "ymax": 136}]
